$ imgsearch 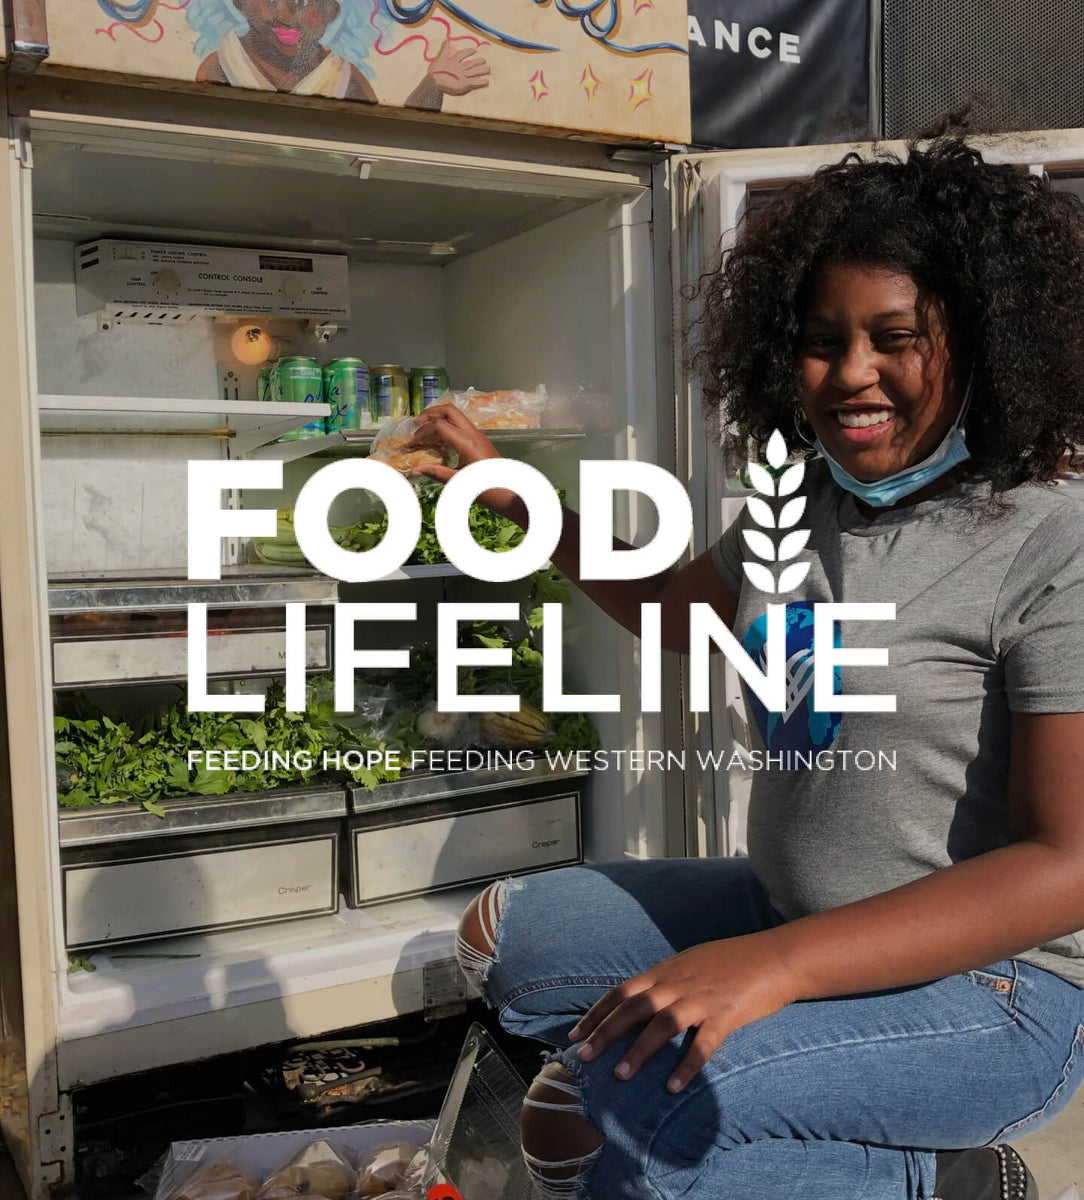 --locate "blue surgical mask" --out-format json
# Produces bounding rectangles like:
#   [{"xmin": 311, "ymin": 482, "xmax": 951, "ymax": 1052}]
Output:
[{"xmin": 813, "ymin": 378, "xmax": 973, "ymax": 508}]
